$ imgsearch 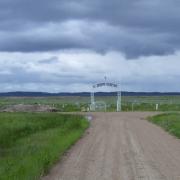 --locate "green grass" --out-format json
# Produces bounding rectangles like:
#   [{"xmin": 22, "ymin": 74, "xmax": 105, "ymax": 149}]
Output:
[
  {"xmin": 148, "ymin": 113, "xmax": 180, "ymax": 138},
  {"xmin": 0, "ymin": 112, "xmax": 89, "ymax": 180},
  {"xmin": 1, "ymin": 95, "xmax": 180, "ymax": 112}
]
